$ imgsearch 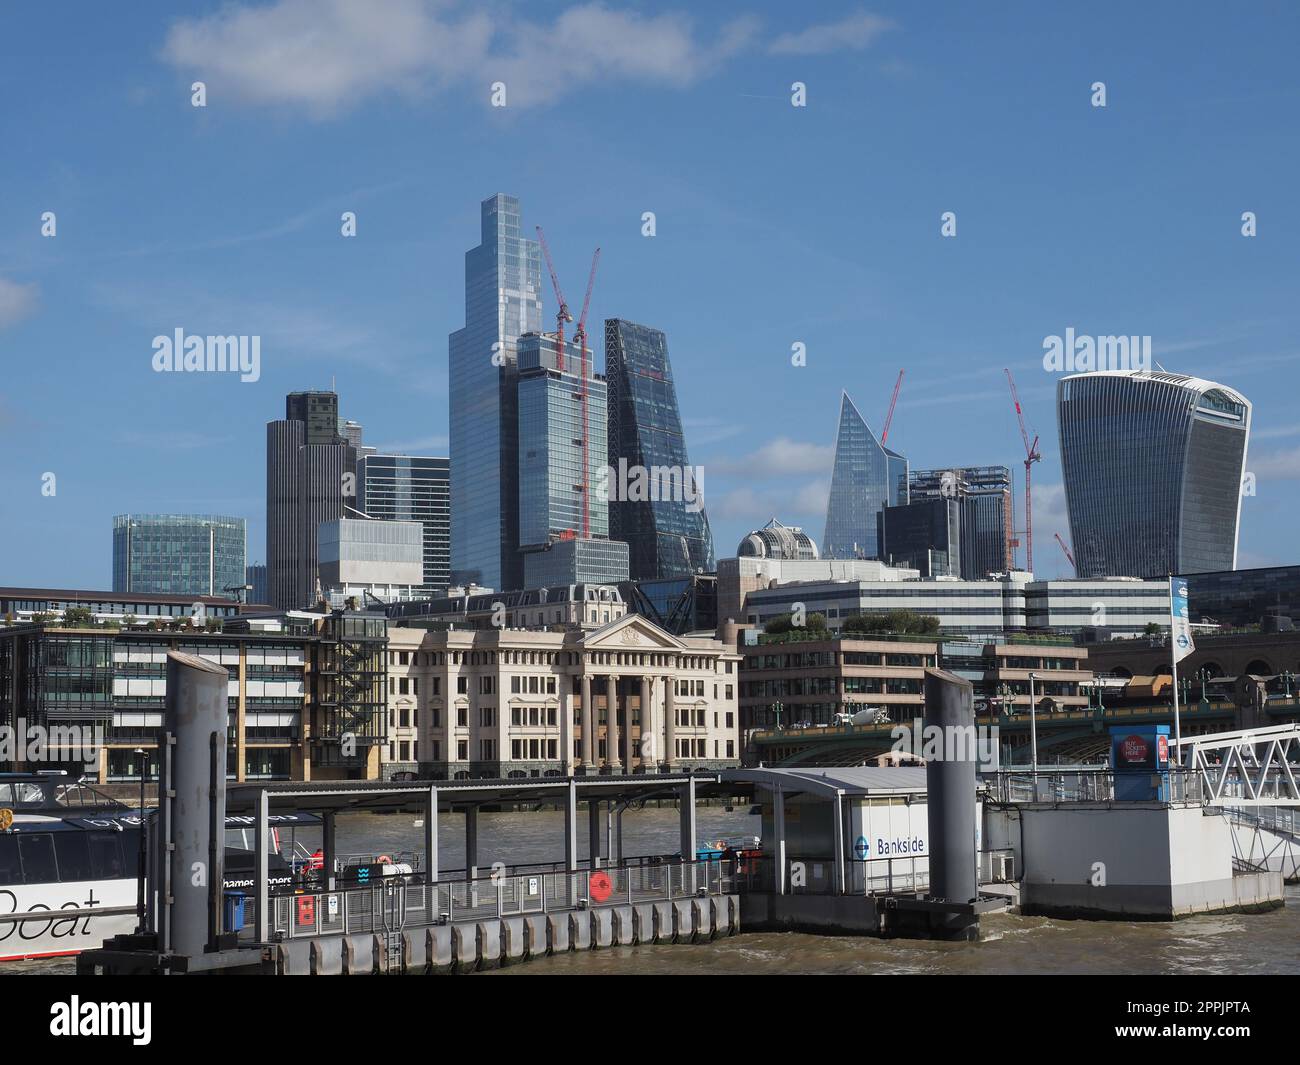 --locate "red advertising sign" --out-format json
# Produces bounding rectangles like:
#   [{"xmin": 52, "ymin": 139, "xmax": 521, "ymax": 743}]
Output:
[
  {"xmin": 296, "ymin": 894, "xmax": 316, "ymax": 927},
  {"xmin": 1157, "ymin": 734, "xmax": 1169, "ymax": 765},
  {"xmin": 1120, "ymin": 735, "xmax": 1149, "ymax": 764}
]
